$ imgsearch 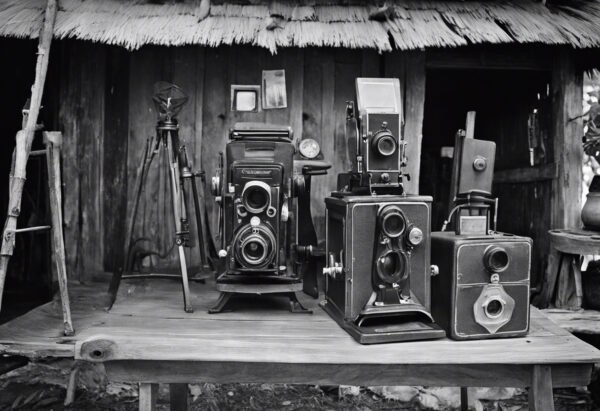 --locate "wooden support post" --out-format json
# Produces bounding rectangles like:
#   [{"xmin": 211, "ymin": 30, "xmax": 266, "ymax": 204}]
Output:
[
  {"xmin": 529, "ymin": 365, "xmax": 554, "ymax": 411},
  {"xmin": 45, "ymin": 131, "xmax": 74, "ymax": 335},
  {"xmin": 169, "ymin": 383, "xmax": 189, "ymax": 411},
  {"xmin": 139, "ymin": 383, "xmax": 158, "ymax": 411},
  {"xmin": 460, "ymin": 387, "xmax": 468, "ymax": 411},
  {"xmin": 0, "ymin": 0, "xmax": 58, "ymax": 310},
  {"xmin": 551, "ymin": 48, "xmax": 583, "ymax": 230},
  {"xmin": 64, "ymin": 362, "xmax": 80, "ymax": 406}
]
